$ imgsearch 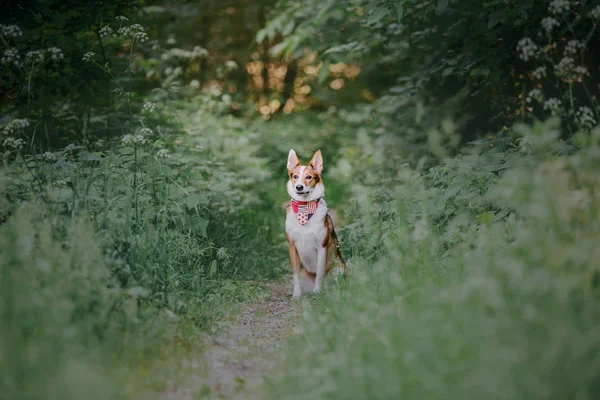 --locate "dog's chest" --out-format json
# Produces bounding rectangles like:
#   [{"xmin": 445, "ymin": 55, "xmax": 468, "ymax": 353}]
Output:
[{"xmin": 286, "ymin": 202, "xmax": 328, "ymax": 273}]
